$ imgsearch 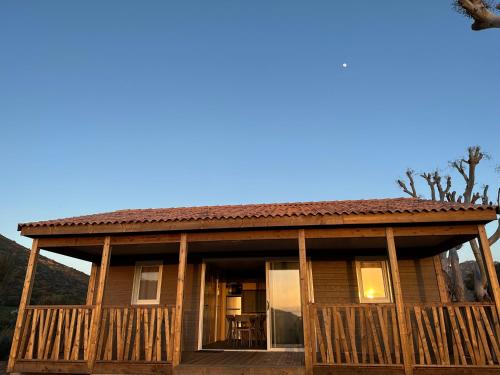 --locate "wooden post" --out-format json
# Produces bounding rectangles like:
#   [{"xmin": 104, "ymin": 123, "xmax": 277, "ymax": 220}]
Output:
[
  {"xmin": 386, "ymin": 227, "xmax": 413, "ymax": 375},
  {"xmin": 86, "ymin": 263, "xmax": 98, "ymax": 305},
  {"xmin": 298, "ymin": 229, "xmax": 314, "ymax": 375},
  {"xmin": 172, "ymin": 233, "xmax": 188, "ymax": 366},
  {"xmin": 477, "ymin": 224, "xmax": 500, "ymax": 321},
  {"xmin": 7, "ymin": 239, "xmax": 40, "ymax": 372},
  {"xmin": 87, "ymin": 236, "xmax": 111, "ymax": 371},
  {"xmin": 433, "ymin": 255, "xmax": 449, "ymax": 303}
]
